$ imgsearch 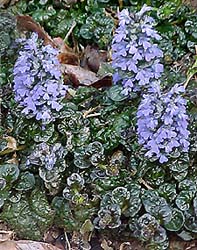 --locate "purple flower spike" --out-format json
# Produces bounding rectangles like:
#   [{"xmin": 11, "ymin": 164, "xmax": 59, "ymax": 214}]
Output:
[
  {"xmin": 137, "ymin": 84, "xmax": 190, "ymax": 163},
  {"xmin": 13, "ymin": 33, "xmax": 68, "ymax": 124},
  {"xmin": 112, "ymin": 5, "xmax": 163, "ymax": 95}
]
